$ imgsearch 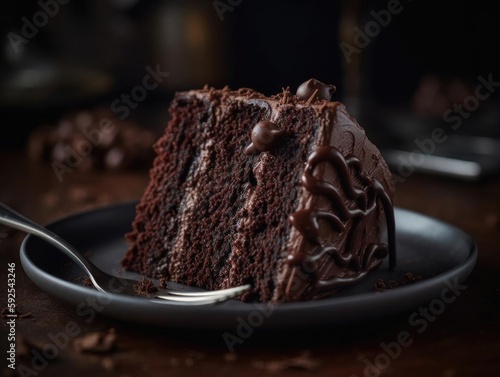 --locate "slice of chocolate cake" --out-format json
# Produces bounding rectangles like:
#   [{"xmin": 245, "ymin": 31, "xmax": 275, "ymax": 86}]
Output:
[{"xmin": 122, "ymin": 79, "xmax": 395, "ymax": 303}]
